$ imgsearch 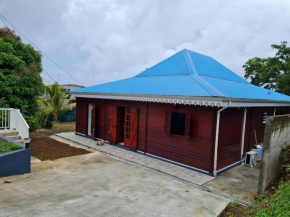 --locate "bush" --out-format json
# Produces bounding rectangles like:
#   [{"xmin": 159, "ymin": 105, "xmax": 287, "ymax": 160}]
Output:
[
  {"xmin": 281, "ymin": 145, "xmax": 290, "ymax": 180},
  {"xmin": 24, "ymin": 115, "xmax": 40, "ymax": 132}
]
